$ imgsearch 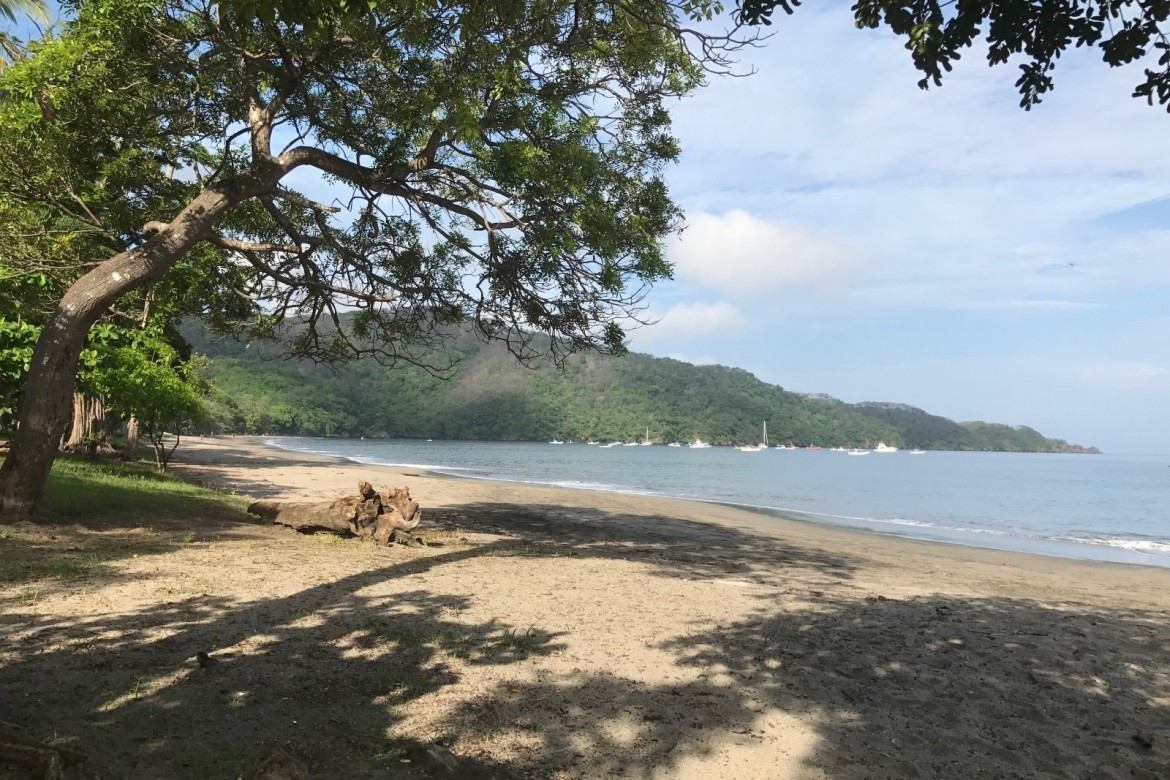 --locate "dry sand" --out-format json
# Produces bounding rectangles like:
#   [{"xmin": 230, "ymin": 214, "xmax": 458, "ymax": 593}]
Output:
[{"xmin": 2, "ymin": 436, "xmax": 1169, "ymax": 779}]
